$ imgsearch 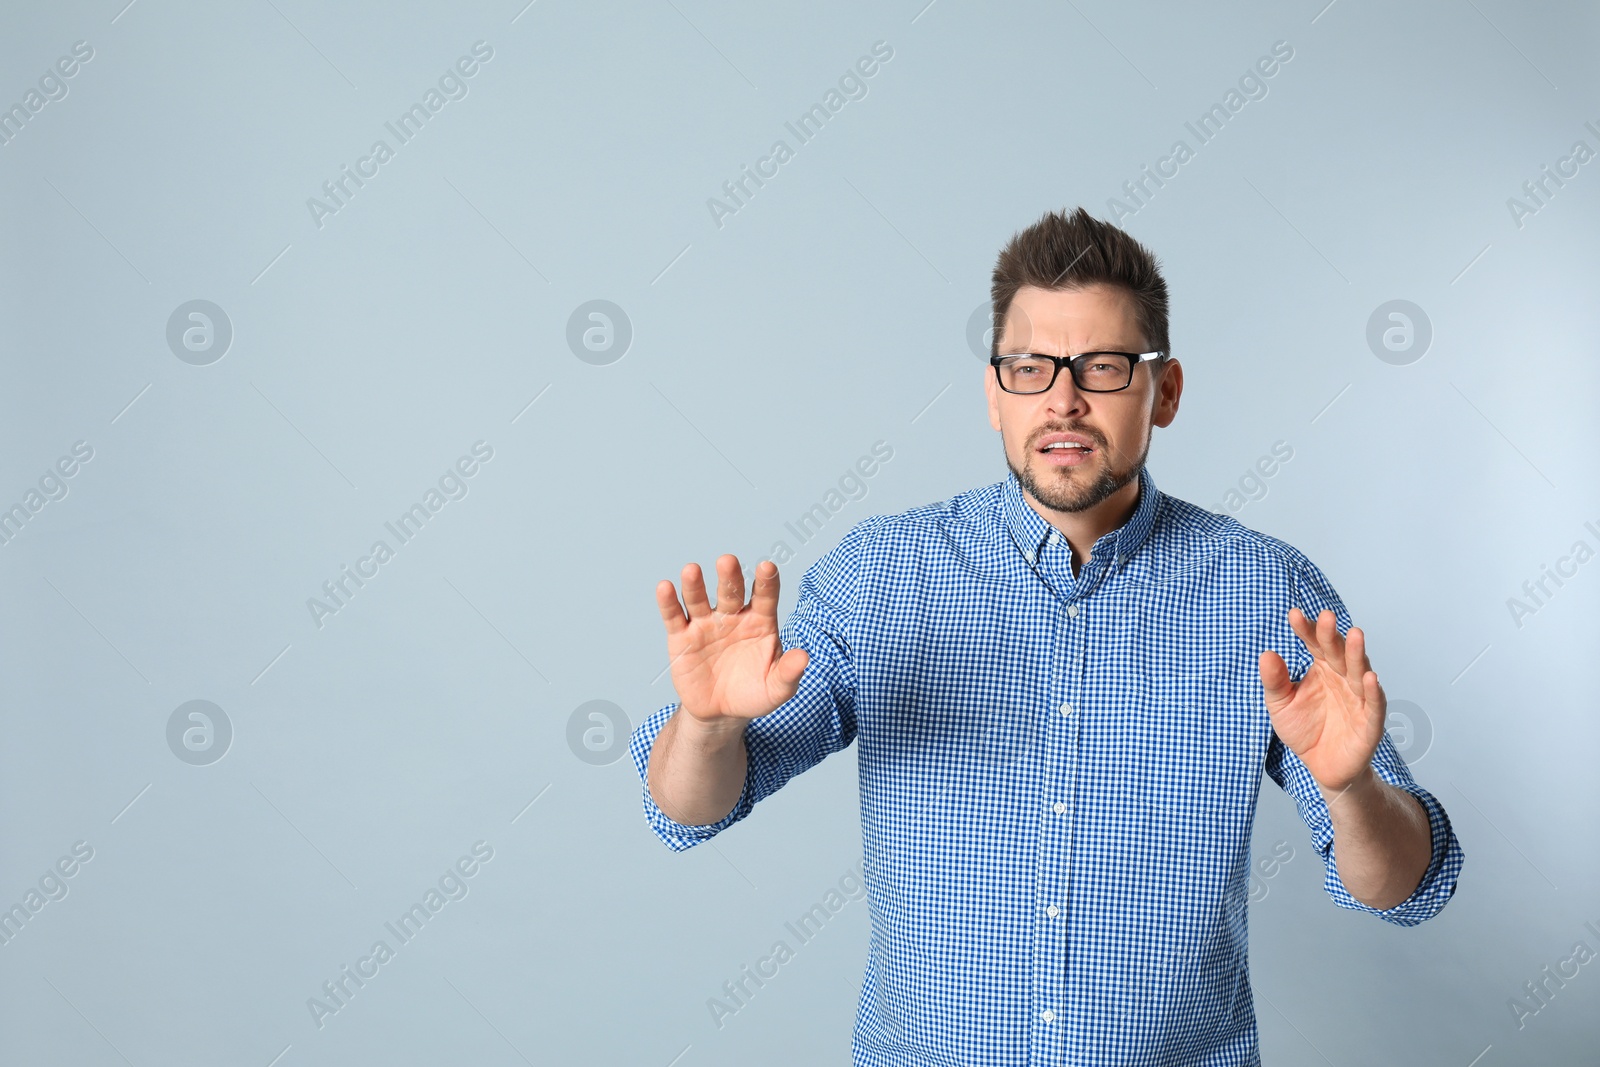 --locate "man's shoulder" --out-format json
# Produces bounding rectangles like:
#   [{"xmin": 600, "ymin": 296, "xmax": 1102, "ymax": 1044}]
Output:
[
  {"xmin": 885, "ymin": 478, "xmax": 1005, "ymax": 530},
  {"xmin": 1146, "ymin": 488, "xmax": 1320, "ymax": 581},
  {"xmin": 851, "ymin": 479, "xmax": 1008, "ymax": 555},
  {"xmin": 810, "ymin": 480, "xmax": 1006, "ymax": 574}
]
